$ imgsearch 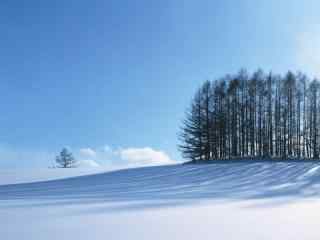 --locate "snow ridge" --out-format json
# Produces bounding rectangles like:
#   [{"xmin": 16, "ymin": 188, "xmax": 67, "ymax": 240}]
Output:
[{"xmin": 1, "ymin": 162, "xmax": 320, "ymax": 205}]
